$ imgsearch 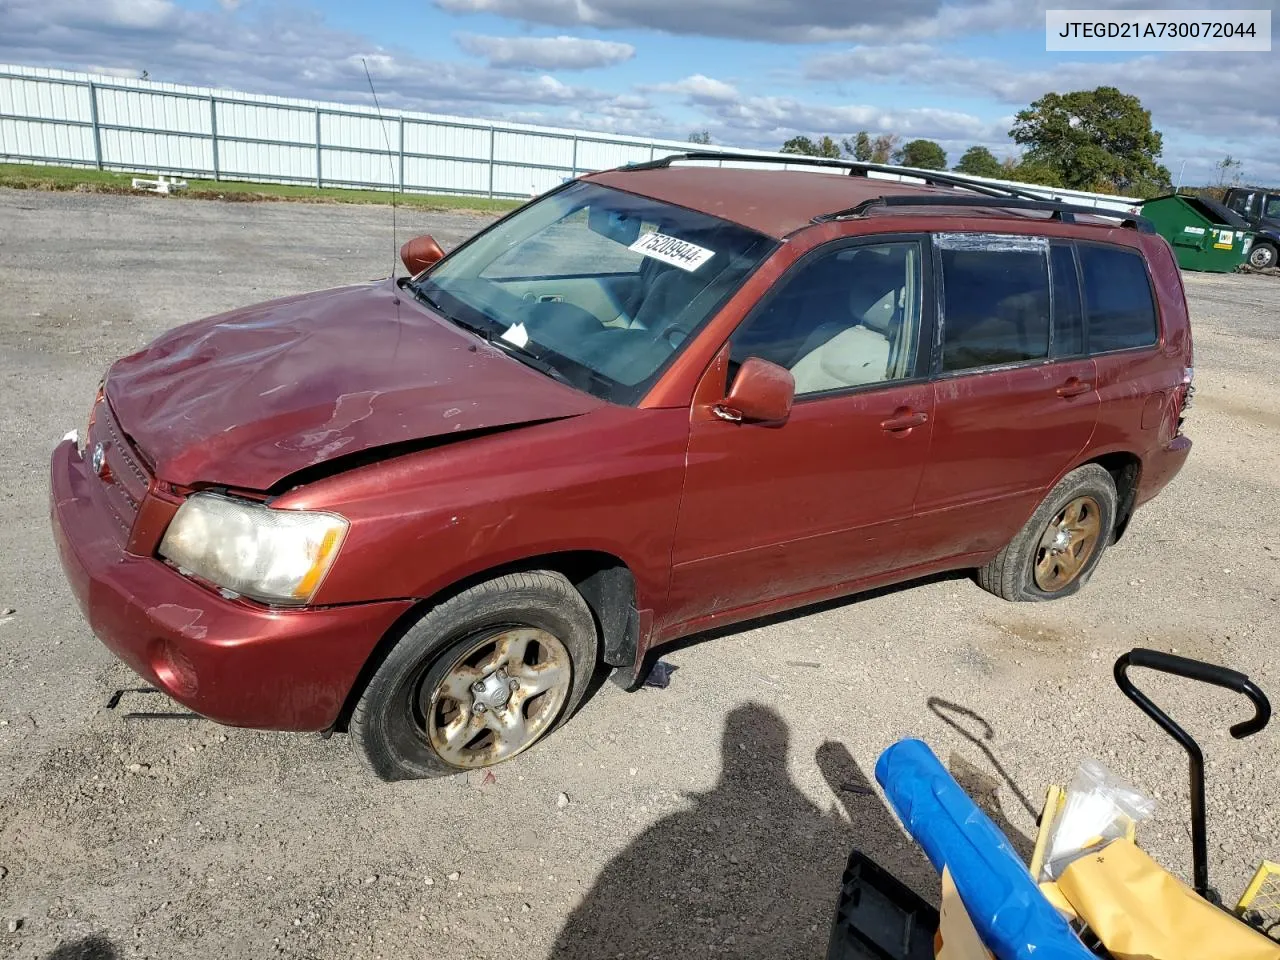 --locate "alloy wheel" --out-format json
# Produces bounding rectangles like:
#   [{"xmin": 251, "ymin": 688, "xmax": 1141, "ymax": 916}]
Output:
[
  {"xmin": 1033, "ymin": 495, "xmax": 1103, "ymax": 592},
  {"xmin": 421, "ymin": 627, "xmax": 572, "ymax": 768}
]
